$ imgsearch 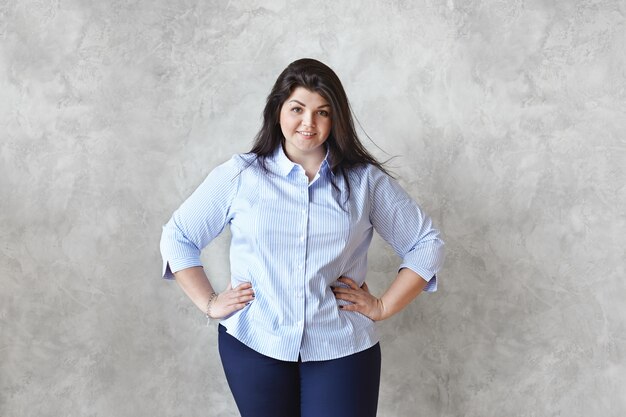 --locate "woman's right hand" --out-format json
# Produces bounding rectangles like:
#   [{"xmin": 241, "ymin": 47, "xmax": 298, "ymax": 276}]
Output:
[{"xmin": 209, "ymin": 282, "xmax": 255, "ymax": 319}]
